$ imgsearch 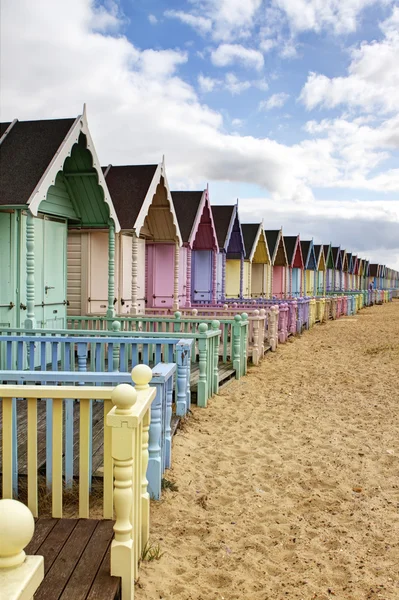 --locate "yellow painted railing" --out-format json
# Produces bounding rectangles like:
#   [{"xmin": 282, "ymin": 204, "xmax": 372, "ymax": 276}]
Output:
[{"xmin": 0, "ymin": 364, "xmax": 156, "ymax": 599}]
